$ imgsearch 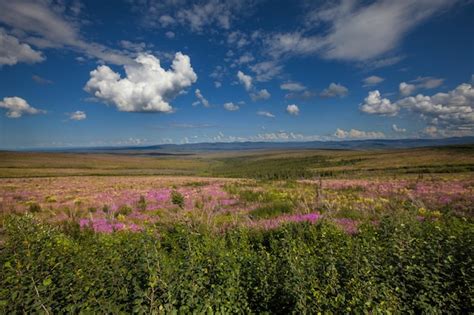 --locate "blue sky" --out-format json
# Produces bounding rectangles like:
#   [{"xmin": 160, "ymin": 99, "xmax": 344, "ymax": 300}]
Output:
[{"xmin": 0, "ymin": 0, "xmax": 473, "ymax": 148}]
